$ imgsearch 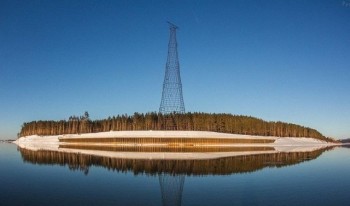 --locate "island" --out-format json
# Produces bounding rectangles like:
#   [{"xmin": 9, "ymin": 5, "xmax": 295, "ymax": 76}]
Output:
[{"xmin": 14, "ymin": 112, "xmax": 339, "ymax": 160}]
